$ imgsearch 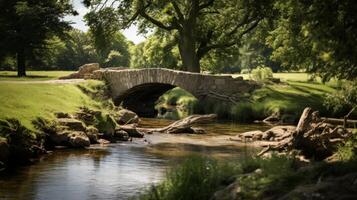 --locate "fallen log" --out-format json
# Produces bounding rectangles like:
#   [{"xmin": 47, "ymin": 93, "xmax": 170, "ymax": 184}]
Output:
[{"xmin": 118, "ymin": 114, "xmax": 217, "ymax": 135}]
